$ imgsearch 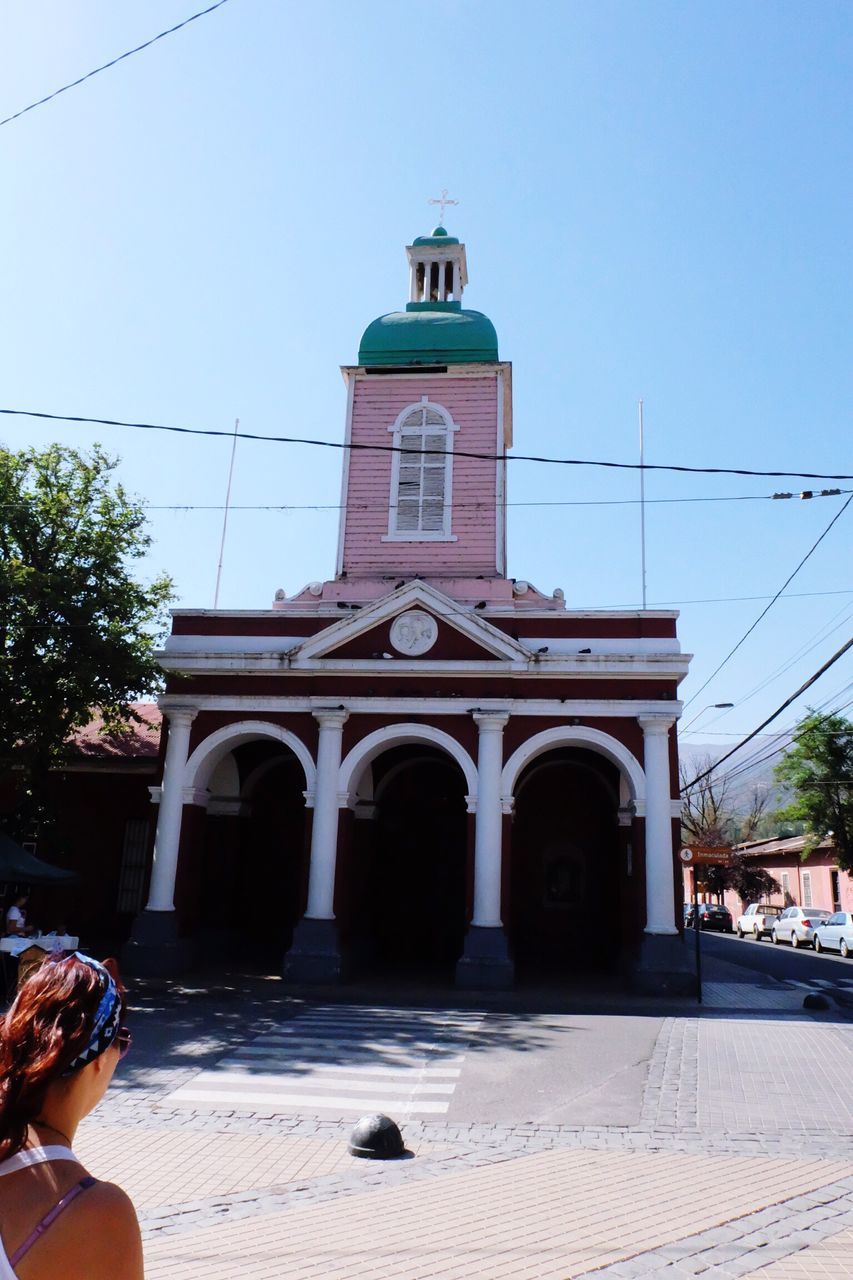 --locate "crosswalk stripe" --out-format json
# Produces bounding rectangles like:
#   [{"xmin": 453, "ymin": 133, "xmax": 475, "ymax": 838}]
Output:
[
  {"xmin": 167, "ymin": 1005, "xmax": 484, "ymax": 1117},
  {"xmin": 170, "ymin": 1087, "xmax": 452, "ymax": 1113},
  {"xmin": 197, "ymin": 1071, "xmax": 457, "ymax": 1094},
  {"xmin": 218, "ymin": 1059, "xmax": 462, "ymax": 1078},
  {"xmin": 242, "ymin": 1035, "xmax": 471, "ymax": 1053}
]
